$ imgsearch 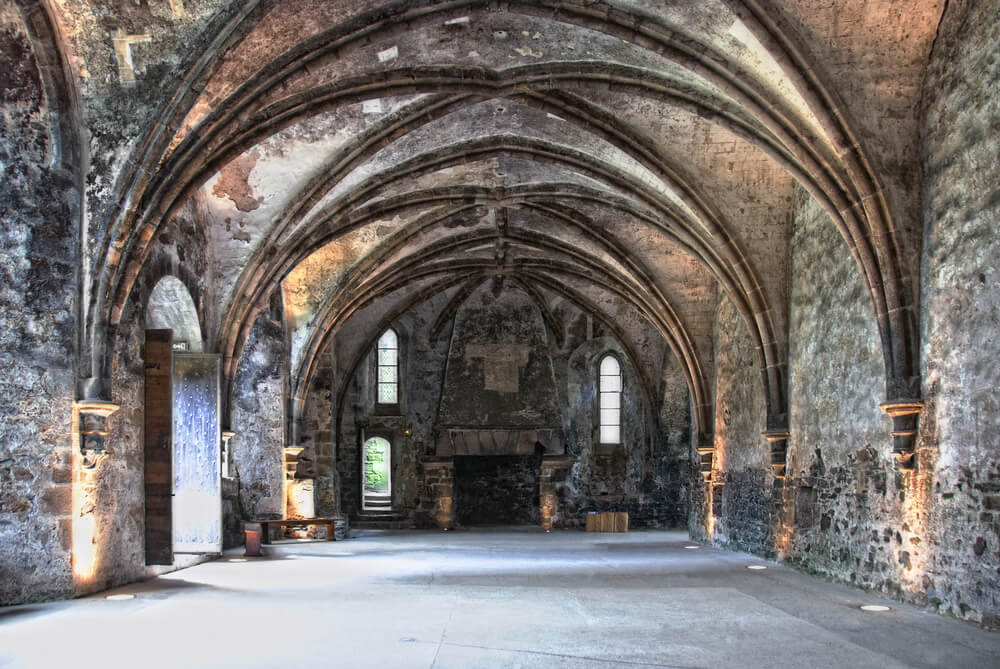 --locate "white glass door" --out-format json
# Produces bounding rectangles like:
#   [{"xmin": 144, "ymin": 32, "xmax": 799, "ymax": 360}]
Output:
[{"xmin": 171, "ymin": 354, "xmax": 222, "ymax": 553}]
